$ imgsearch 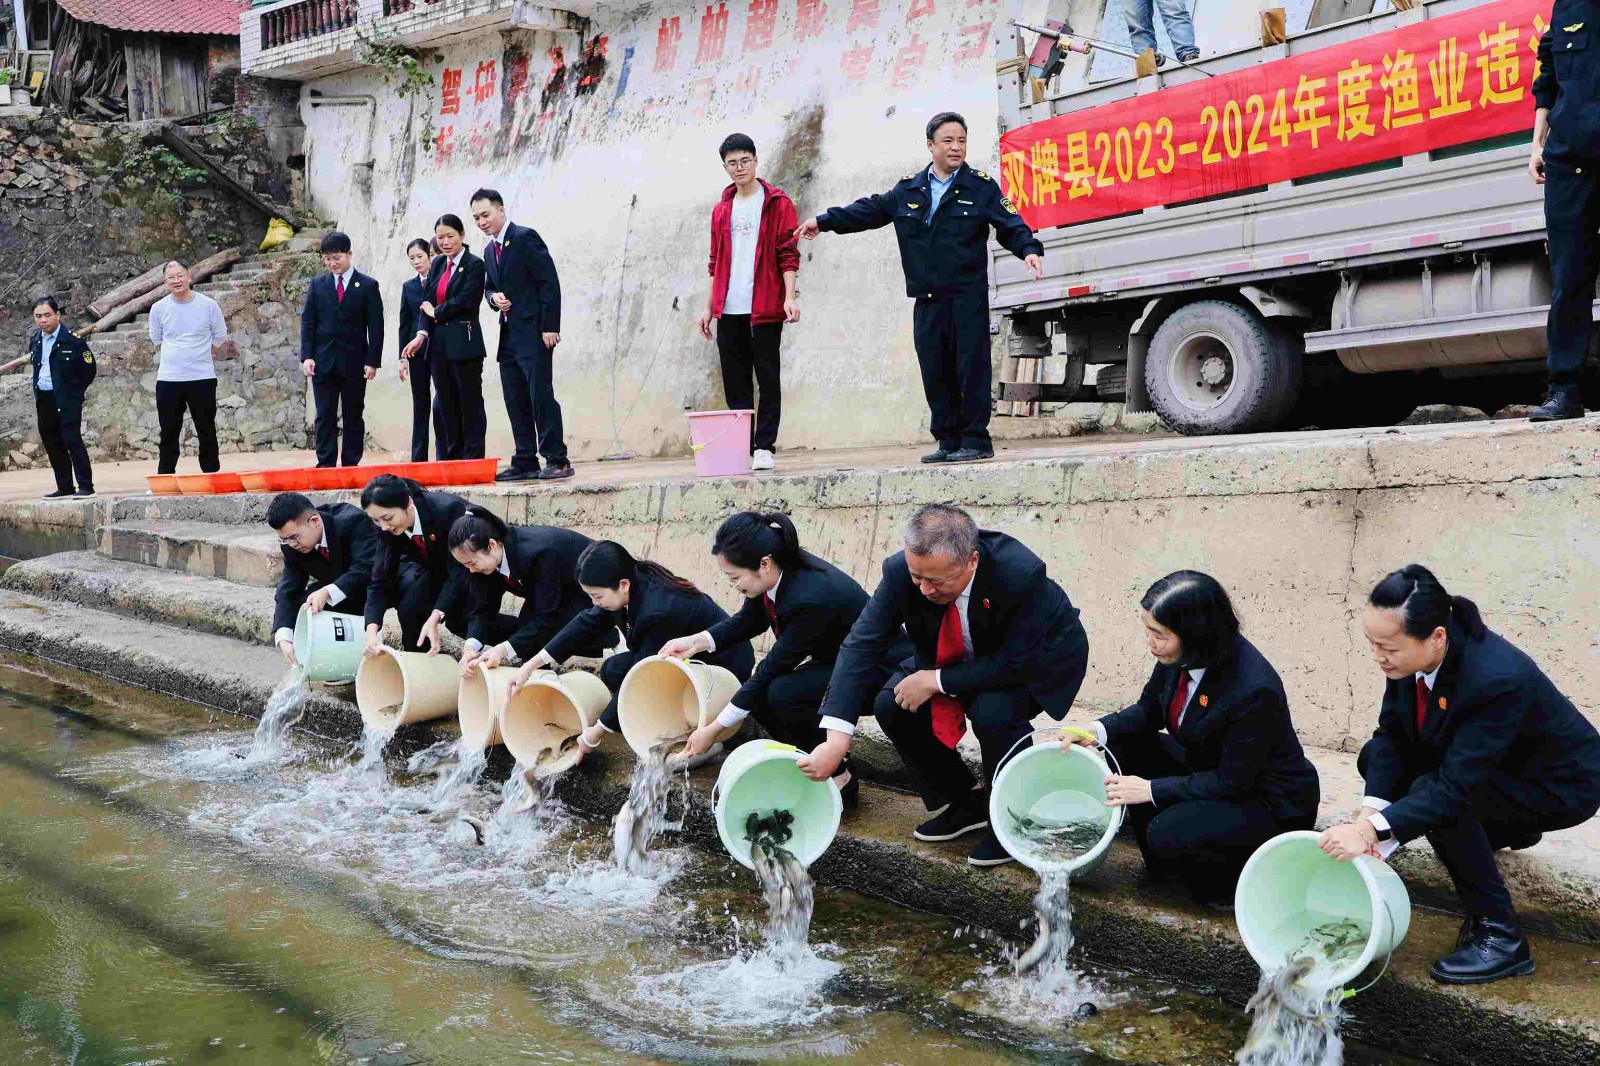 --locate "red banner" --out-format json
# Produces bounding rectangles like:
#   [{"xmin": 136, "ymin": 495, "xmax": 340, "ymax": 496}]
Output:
[{"xmin": 1000, "ymin": 0, "xmax": 1549, "ymax": 230}]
